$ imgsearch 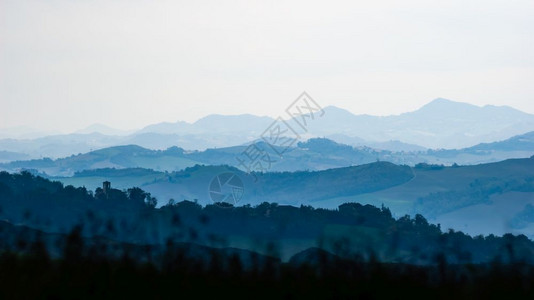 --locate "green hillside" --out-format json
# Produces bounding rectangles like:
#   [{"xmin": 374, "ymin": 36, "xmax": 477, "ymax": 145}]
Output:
[{"xmin": 53, "ymin": 157, "xmax": 534, "ymax": 238}]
